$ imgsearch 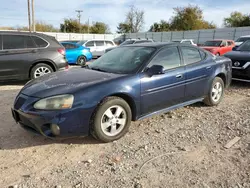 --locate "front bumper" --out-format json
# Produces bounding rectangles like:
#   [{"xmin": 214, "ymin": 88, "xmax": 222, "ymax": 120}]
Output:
[
  {"xmin": 12, "ymin": 93, "xmax": 93, "ymax": 138},
  {"xmin": 232, "ymin": 63, "xmax": 250, "ymax": 82}
]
